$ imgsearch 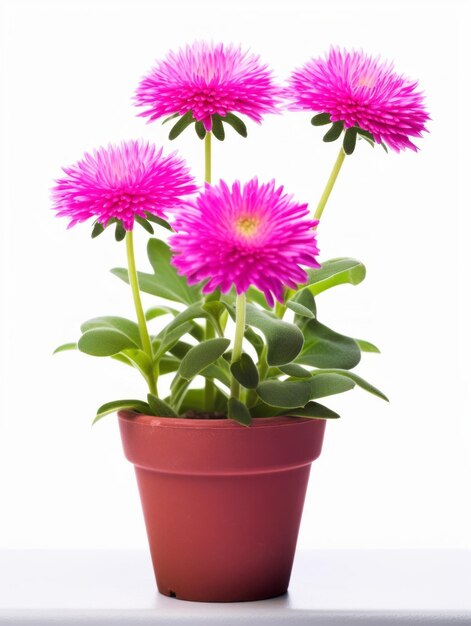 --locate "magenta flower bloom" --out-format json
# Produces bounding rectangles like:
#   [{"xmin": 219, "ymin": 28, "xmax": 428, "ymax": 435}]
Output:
[
  {"xmin": 285, "ymin": 48, "xmax": 429, "ymax": 152},
  {"xmin": 52, "ymin": 140, "xmax": 198, "ymax": 230},
  {"xmin": 170, "ymin": 179, "xmax": 320, "ymax": 306},
  {"xmin": 135, "ymin": 42, "xmax": 281, "ymax": 132}
]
